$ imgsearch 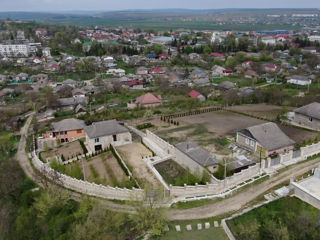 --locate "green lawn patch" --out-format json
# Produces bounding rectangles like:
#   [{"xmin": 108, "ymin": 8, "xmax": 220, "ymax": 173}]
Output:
[{"xmin": 227, "ymin": 197, "xmax": 320, "ymax": 240}]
